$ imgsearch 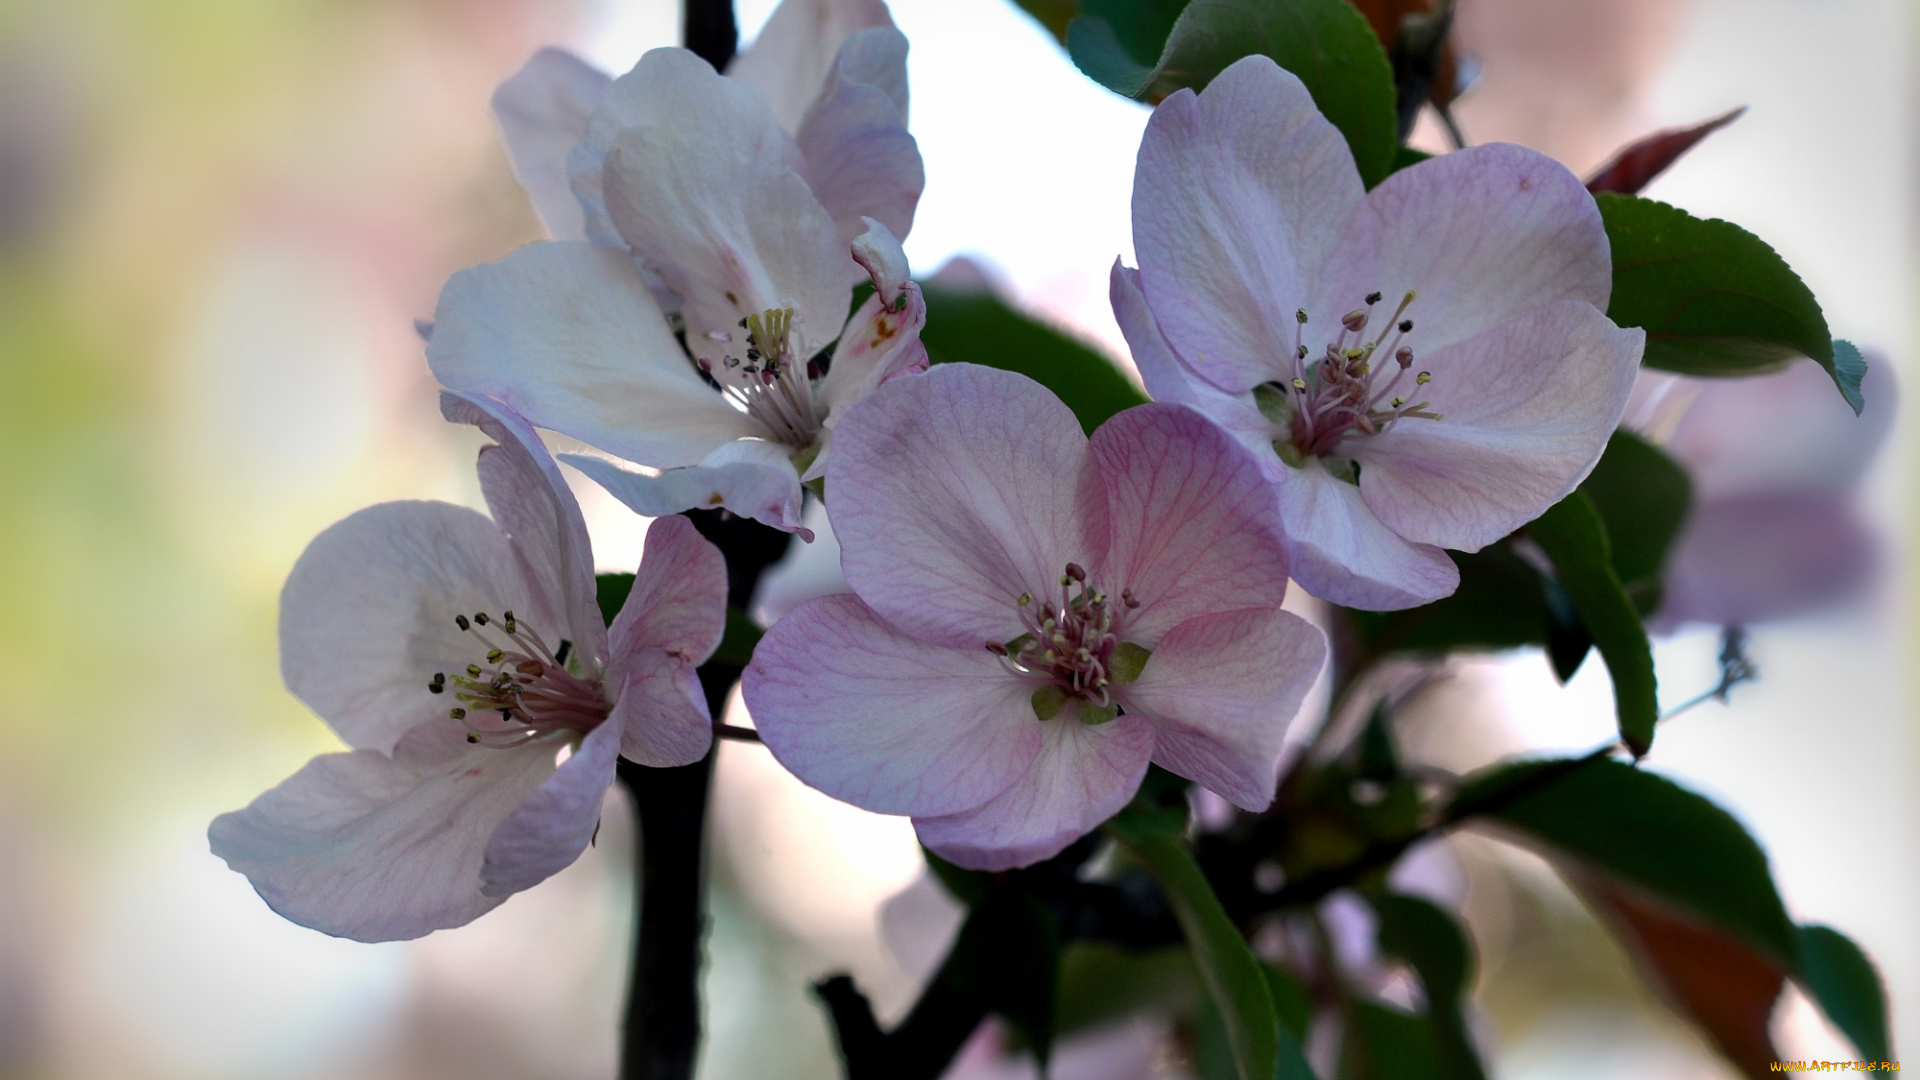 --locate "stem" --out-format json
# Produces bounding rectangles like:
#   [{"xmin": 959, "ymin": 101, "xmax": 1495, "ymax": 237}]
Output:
[{"xmin": 683, "ymin": 0, "xmax": 739, "ymax": 70}]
